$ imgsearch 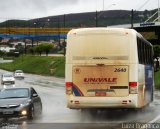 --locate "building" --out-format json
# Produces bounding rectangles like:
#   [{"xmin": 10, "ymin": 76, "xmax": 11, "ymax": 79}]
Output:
[{"xmin": 0, "ymin": 45, "xmax": 16, "ymax": 52}]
